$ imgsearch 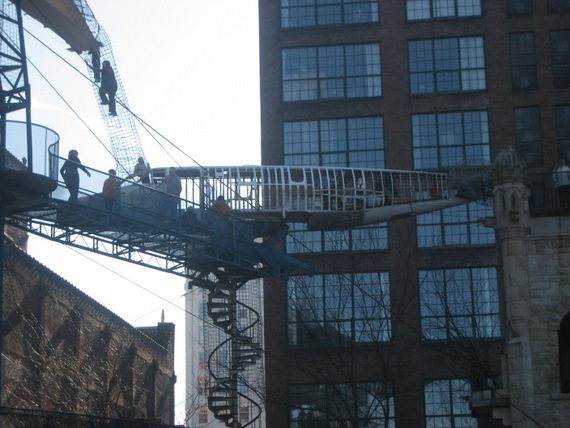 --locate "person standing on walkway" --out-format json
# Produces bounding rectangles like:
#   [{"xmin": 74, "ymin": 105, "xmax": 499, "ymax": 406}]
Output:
[
  {"xmin": 160, "ymin": 167, "xmax": 182, "ymax": 226},
  {"xmin": 60, "ymin": 149, "xmax": 90, "ymax": 203},
  {"xmin": 102, "ymin": 169, "xmax": 119, "ymax": 212}
]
